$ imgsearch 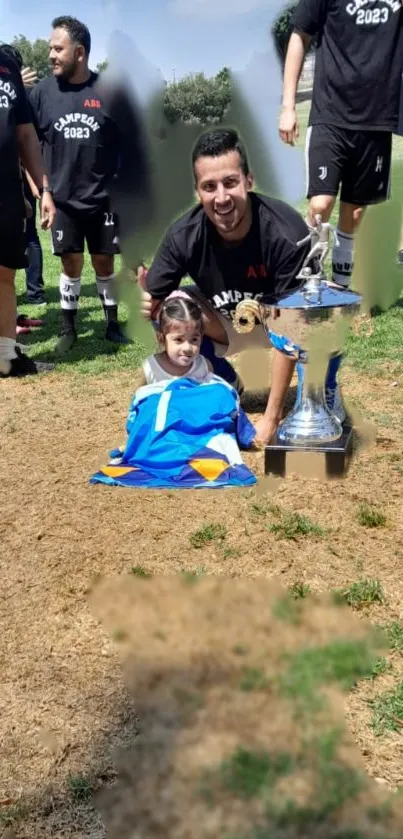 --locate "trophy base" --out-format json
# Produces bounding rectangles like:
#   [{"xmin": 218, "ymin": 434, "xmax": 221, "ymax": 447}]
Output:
[{"xmin": 264, "ymin": 422, "xmax": 353, "ymax": 480}]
